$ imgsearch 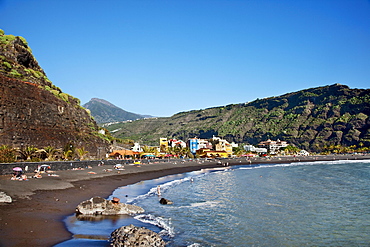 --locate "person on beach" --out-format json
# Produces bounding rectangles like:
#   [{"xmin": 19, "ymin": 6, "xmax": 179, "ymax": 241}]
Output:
[{"xmin": 157, "ymin": 185, "xmax": 161, "ymax": 196}]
